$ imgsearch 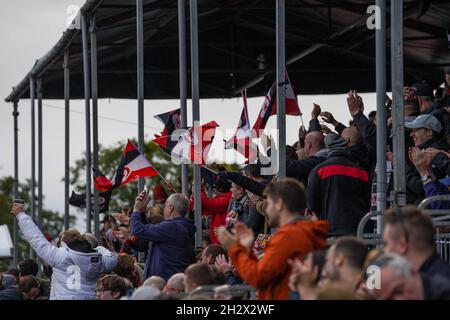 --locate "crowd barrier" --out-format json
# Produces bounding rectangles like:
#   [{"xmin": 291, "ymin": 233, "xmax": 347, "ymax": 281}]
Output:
[
  {"xmin": 189, "ymin": 285, "xmax": 257, "ymax": 300},
  {"xmin": 357, "ymin": 195, "xmax": 450, "ymax": 263}
]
